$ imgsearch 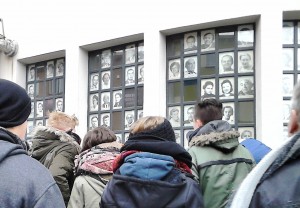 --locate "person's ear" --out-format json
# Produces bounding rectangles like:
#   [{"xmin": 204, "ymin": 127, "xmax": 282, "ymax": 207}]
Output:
[
  {"xmin": 193, "ymin": 119, "xmax": 203, "ymax": 129},
  {"xmin": 288, "ymin": 109, "xmax": 299, "ymax": 136}
]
